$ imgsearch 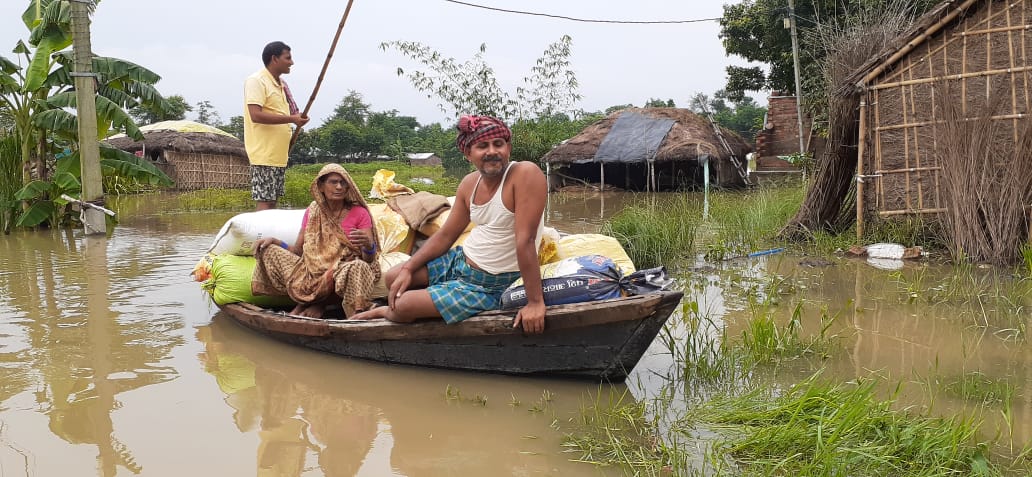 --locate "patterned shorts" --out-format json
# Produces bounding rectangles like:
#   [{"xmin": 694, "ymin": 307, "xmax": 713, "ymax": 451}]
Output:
[
  {"xmin": 251, "ymin": 165, "xmax": 285, "ymax": 201},
  {"xmin": 426, "ymin": 247, "xmax": 521, "ymax": 324}
]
